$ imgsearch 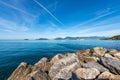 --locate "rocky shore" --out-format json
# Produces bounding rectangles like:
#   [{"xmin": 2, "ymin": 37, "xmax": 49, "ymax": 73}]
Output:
[{"xmin": 8, "ymin": 47, "xmax": 120, "ymax": 80}]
